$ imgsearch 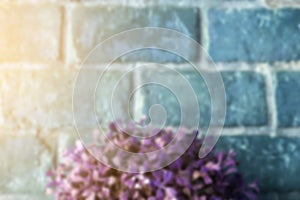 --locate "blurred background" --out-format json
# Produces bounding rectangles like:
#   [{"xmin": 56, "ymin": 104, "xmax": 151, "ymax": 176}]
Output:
[{"xmin": 0, "ymin": 0, "xmax": 300, "ymax": 199}]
